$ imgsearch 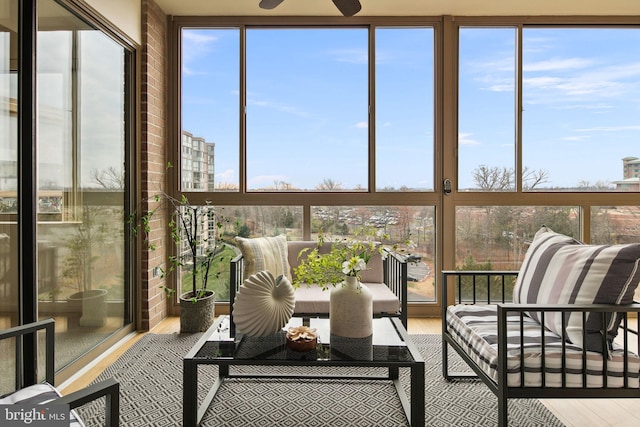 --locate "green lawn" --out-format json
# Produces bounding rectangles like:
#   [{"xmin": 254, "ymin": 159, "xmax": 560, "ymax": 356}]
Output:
[{"xmin": 180, "ymin": 244, "xmax": 236, "ymax": 301}]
